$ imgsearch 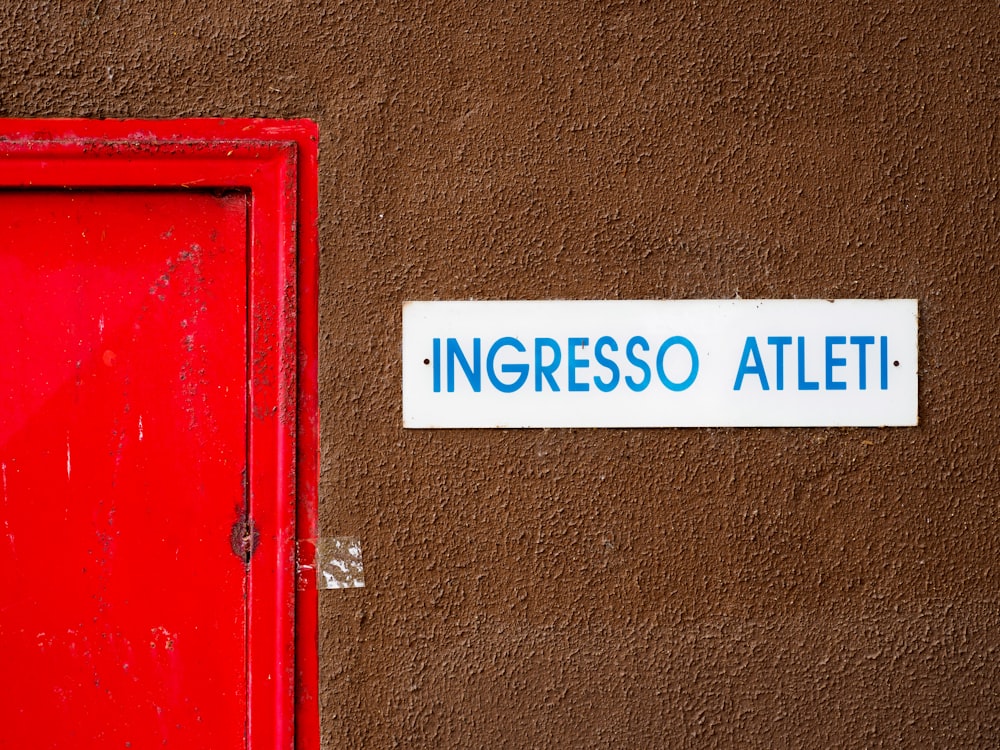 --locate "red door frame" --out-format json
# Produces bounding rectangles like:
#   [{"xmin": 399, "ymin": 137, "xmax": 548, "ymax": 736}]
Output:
[{"xmin": 0, "ymin": 119, "xmax": 319, "ymax": 750}]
